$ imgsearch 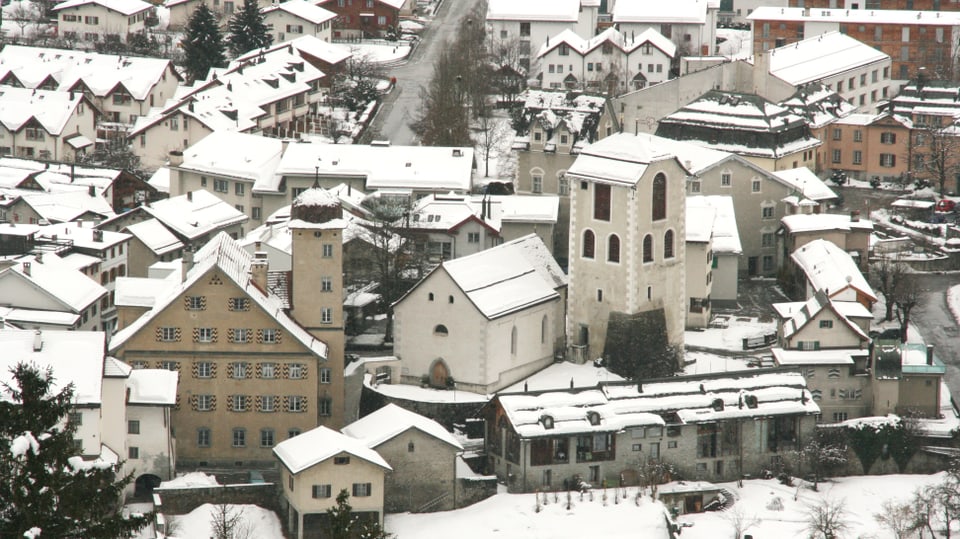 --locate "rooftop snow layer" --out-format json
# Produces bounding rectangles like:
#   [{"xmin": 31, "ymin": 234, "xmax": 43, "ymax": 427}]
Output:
[
  {"xmin": 273, "ymin": 425, "xmax": 391, "ymax": 474},
  {"xmin": 341, "ymin": 403, "xmax": 463, "ymax": 450}
]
